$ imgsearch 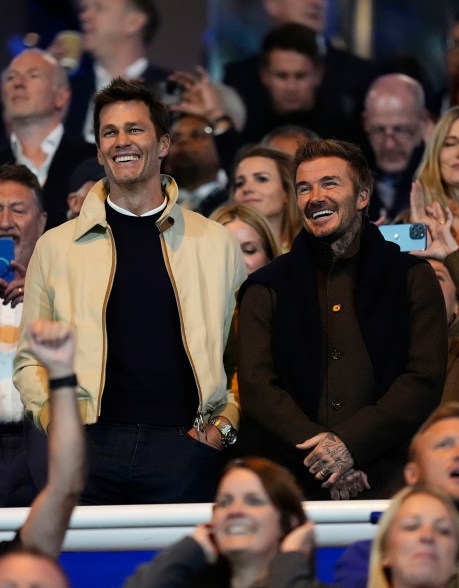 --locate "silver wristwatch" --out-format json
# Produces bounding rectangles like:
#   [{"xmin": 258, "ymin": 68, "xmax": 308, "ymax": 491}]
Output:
[{"xmin": 209, "ymin": 417, "xmax": 238, "ymax": 447}]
